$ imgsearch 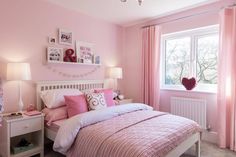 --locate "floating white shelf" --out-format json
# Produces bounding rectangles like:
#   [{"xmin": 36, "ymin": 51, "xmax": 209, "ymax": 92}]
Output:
[{"xmin": 47, "ymin": 61, "xmax": 101, "ymax": 66}]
